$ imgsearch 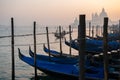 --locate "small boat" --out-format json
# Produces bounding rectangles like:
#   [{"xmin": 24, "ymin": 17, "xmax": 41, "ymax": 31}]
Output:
[
  {"xmin": 86, "ymin": 36, "xmax": 101, "ymax": 40},
  {"xmin": 96, "ymin": 33, "xmax": 120, "ymax": 41},
  {"xmin": 18, "ymin": 48, "xmax": 120, "ymax": 80},
  {"xmin": 43, "ymin": 44, "xmax": 120, "ymax": 67},
  {"xmin": 65, "ymin": 39, "xmax": 103, "ymax": 54},
  {"xmin": 30, "ymin": 46, "xmax": 105, "ymax": 67},
  {"xmin": 65, "ymin": 38, "xmax": 120, "ymax": 54},
  {"xmin": 93, "ymin": 52, "xmax": 120, "ymax": 63},
  {"xmin": 92, "ymin": 54, "xmax": 120, "ymax": 72},
  {"xmin": 29, "ymin": 46, "xmax": 78, "ymax": 64},
  {"xmin": 18, "ymin": 48, "xmax": 105, "ymax": 80},
  {"xmin": 31, "ymin": 46, "xmax": 120, "ymax": 72},
  {"xmin": 43, "ymin": 44, "xmax": 77, "ymax": 58},
  {"xmin": 87, "ymin": 32, "xmax": 120, "ymax": 41},
  {"xmin": 86, "ymin": 55, "xmax": 120, "ymax": 73},
  {"xmin": 54, "ymin": 30, "xmax": 66, "ymax": 39},
  {"xmin": 54, "ymin": 27, "xmax": 73, "ymax": 39}
]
